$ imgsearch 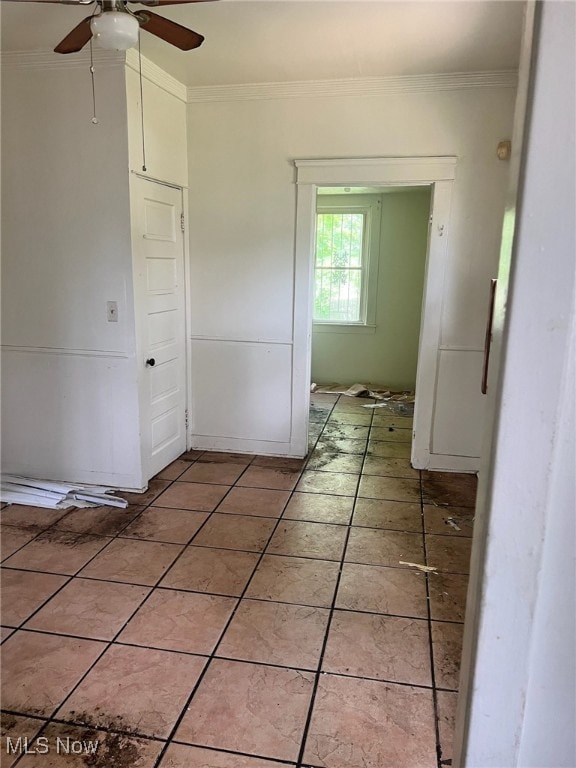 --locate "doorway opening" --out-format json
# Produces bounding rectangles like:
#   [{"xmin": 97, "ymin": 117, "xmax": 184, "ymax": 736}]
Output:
[
  {"xmin": 309, "ymin": 184, "xmax": 432, "ymax": 459},
  {"xmin": 291, "ymin": 156, "xmax": 457, "ymax": 468}
]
